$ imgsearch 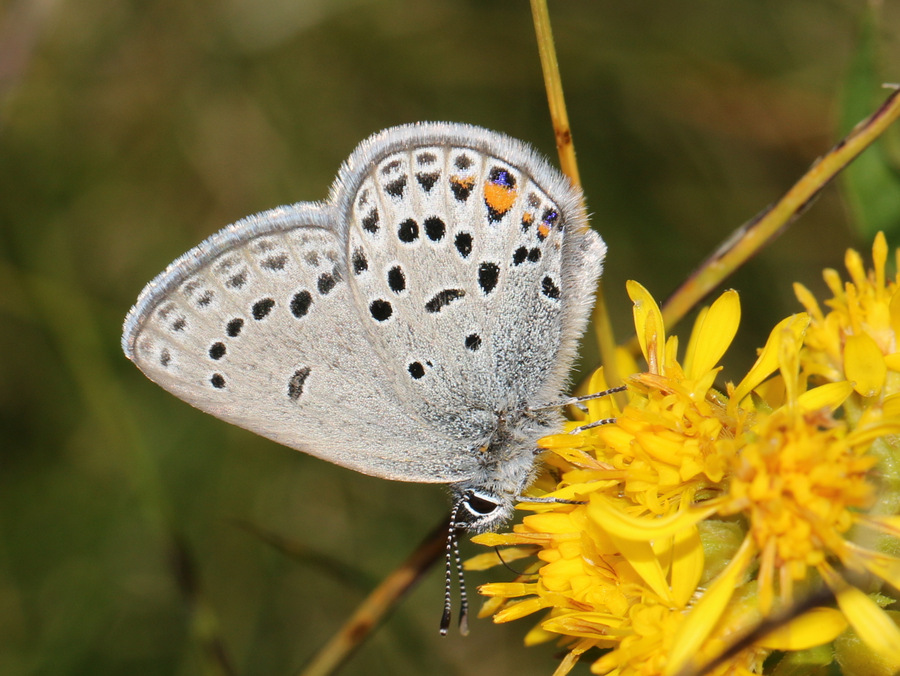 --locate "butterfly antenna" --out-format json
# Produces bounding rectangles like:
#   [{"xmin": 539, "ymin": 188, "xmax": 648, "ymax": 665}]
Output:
[
  {"xmin": 528, "ymin": 385, "xmax": 626, "ymax": 413},
  {"xmin": 440, "ymin": 502, "xmax": 462, "ymax": 635},
  {"xmin": 453, "ymin": 524, "xmax": 470, "ymax": 635},
  {"xmin": 568, "ymin": 417, "xmax": 617, "ymax": 434},
  {"xmin": 565, "ymin": 385, "xmax": 627, "ymax": 404}
]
